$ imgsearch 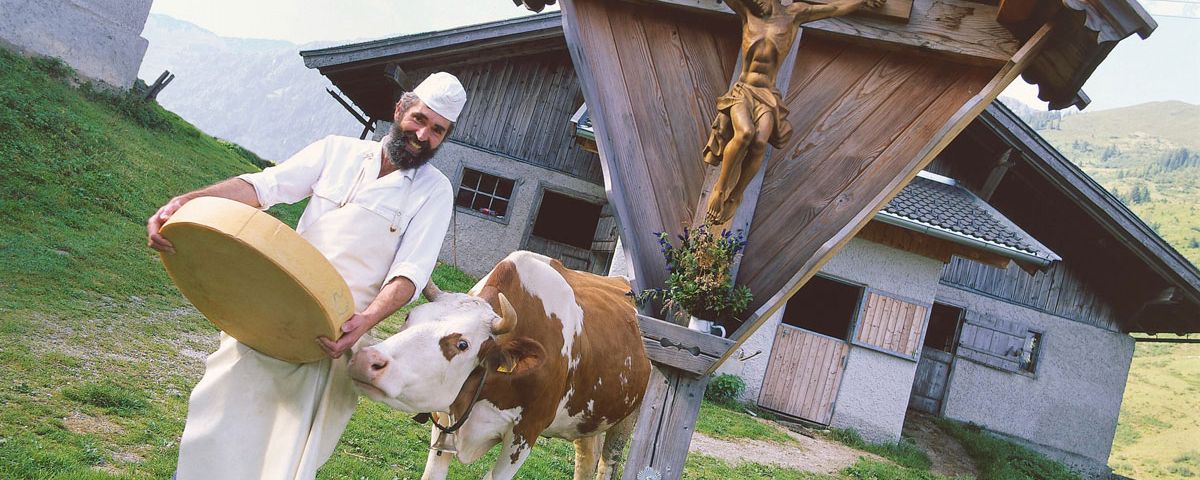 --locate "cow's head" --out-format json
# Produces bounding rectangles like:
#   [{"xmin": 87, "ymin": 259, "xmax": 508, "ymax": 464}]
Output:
[{"xmin": 348, "ymin": 282, "xmax": 545, "ymax": 413}]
